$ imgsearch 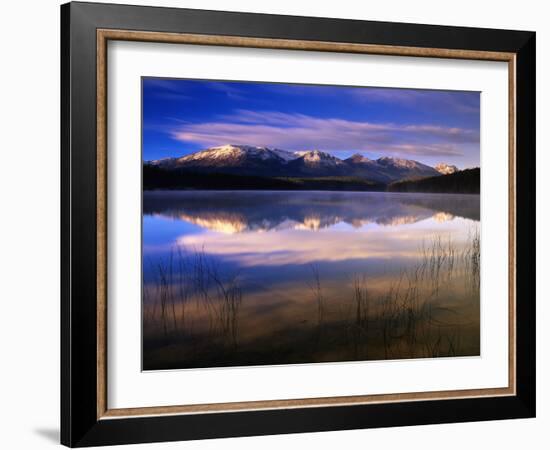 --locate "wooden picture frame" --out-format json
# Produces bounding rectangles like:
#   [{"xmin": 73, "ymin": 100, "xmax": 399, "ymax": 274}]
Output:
[{"xmin": 61, "ymin": 2, "xmax": 535, "ymax": 446}]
